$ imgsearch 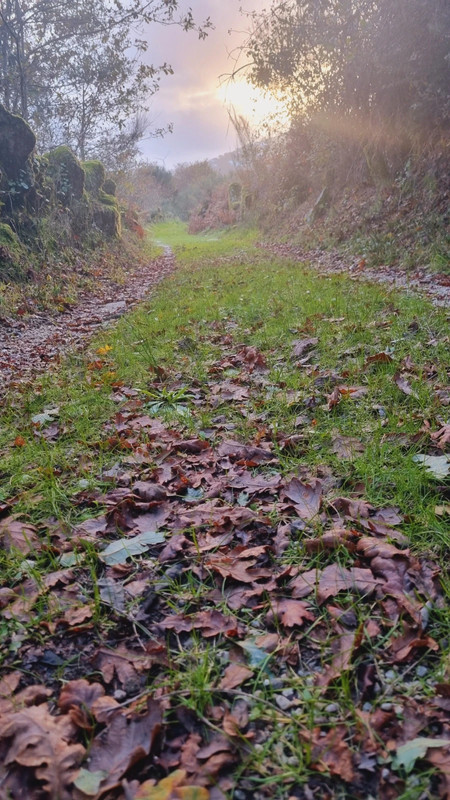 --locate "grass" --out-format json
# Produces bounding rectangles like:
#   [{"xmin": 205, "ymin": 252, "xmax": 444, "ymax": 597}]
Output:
[{"xmin": 0, "ymin": 220, "xmax": 449, "ymax": 798}]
